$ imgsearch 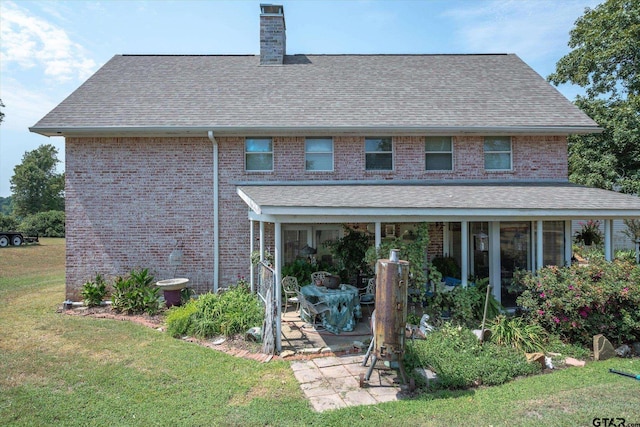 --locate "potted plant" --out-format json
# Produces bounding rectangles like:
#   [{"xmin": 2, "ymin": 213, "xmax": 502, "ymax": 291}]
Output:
[{"xmin": 574, "ymin": 220, "xmax": 603, "ymax": 246}]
